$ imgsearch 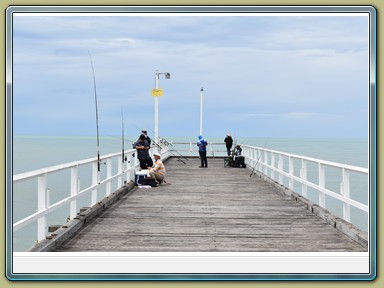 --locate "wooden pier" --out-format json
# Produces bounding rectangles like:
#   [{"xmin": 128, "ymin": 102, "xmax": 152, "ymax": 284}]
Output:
[{"xmin": 55, "ymin": 157, "xmax": 366, "ymax": 252}]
